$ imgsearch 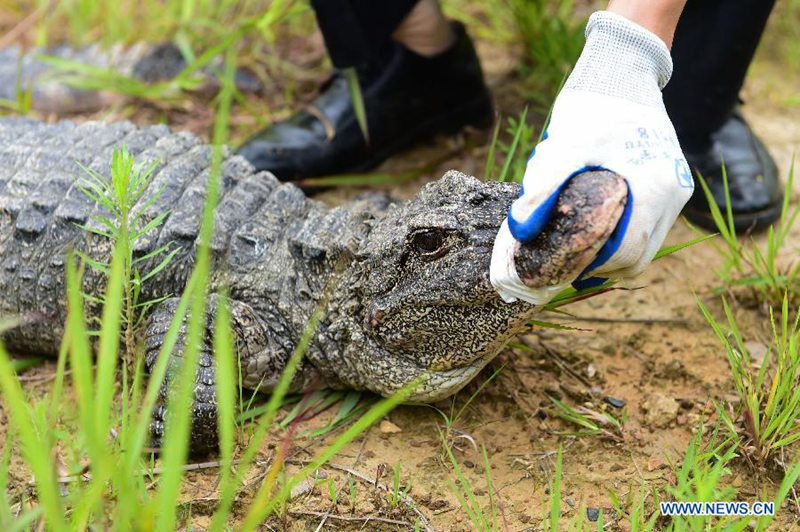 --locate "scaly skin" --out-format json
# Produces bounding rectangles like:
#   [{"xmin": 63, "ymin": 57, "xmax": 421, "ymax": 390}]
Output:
[{"xmin": 0, "ymin": 118, "xmax": 626, "ymax": 452}]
